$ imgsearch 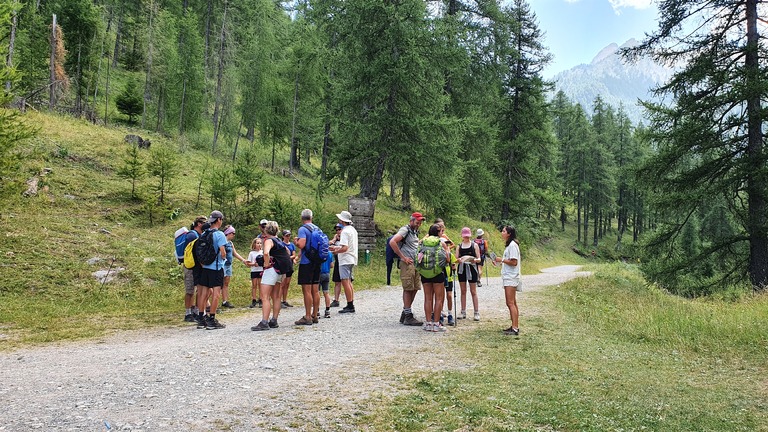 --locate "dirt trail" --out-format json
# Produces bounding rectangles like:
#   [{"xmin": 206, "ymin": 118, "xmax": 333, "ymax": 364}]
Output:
[{"xmin": 0, "ymin": 266, "xmax": 589, "ymax": 431}]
